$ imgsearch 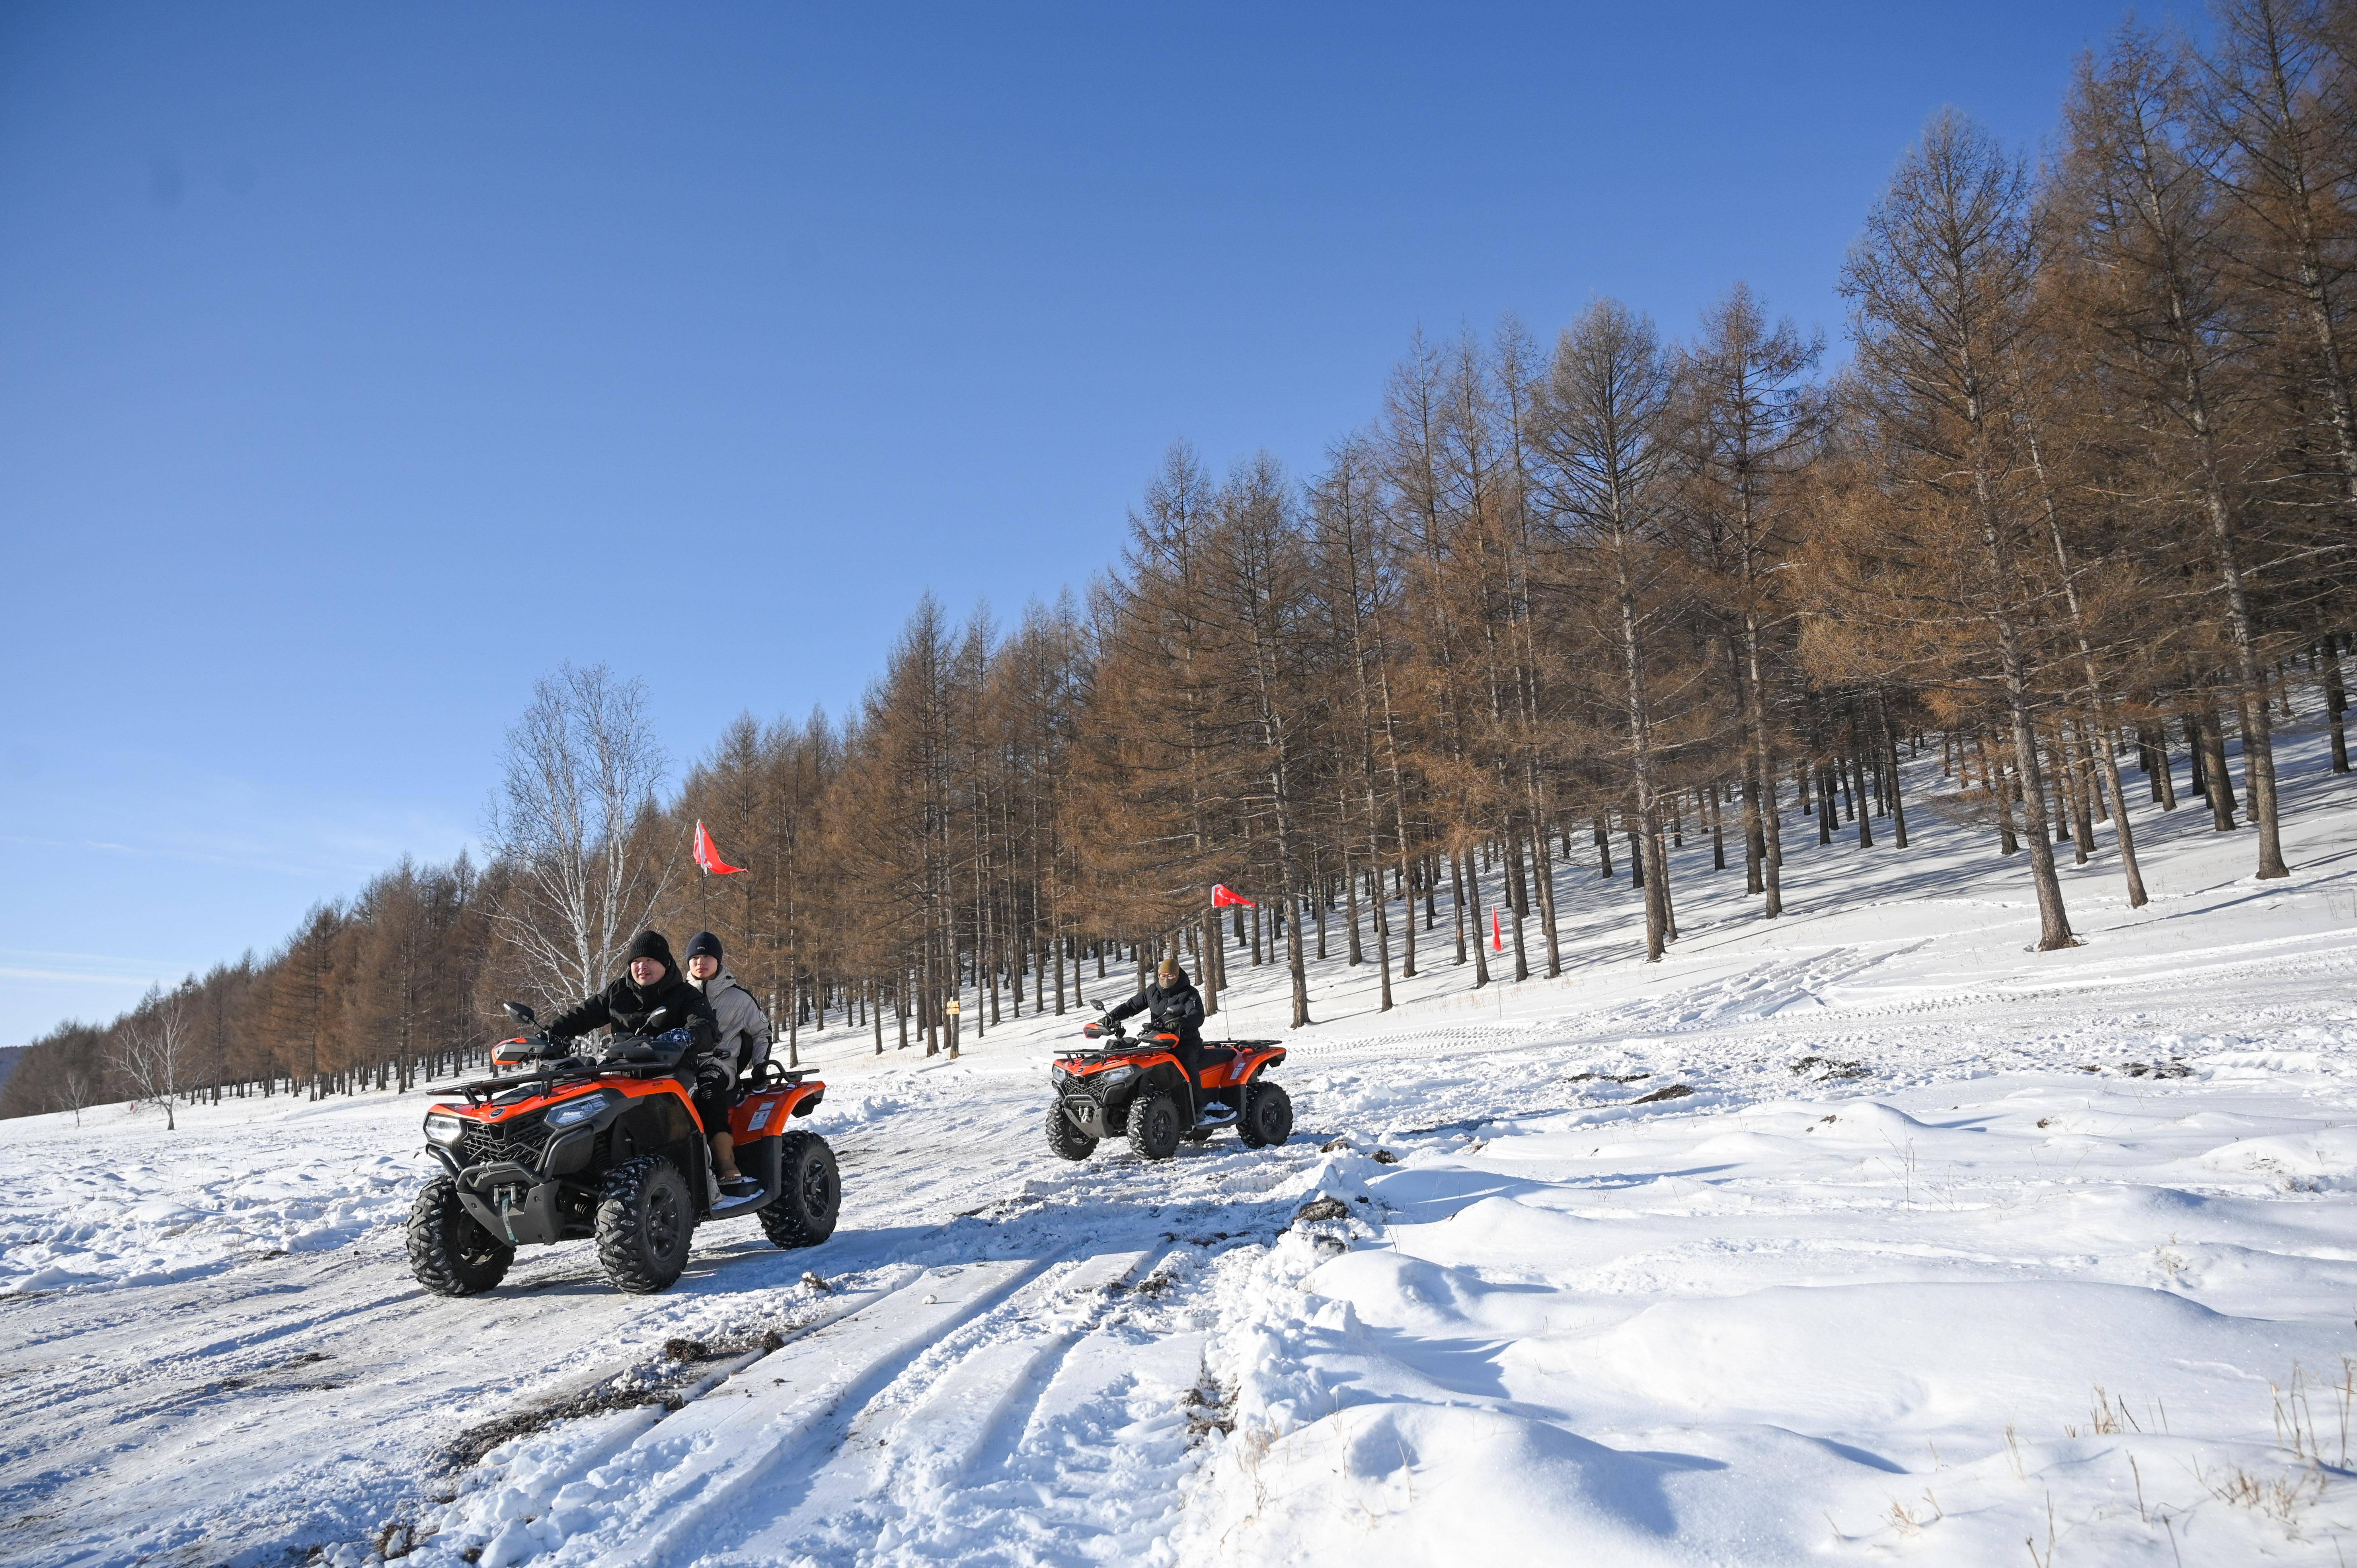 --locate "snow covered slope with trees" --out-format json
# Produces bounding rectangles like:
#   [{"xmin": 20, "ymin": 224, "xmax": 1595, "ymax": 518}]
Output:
[{"xmin": 4, "ymin": 732, "xmax": 2355, "ymax": 1566}]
